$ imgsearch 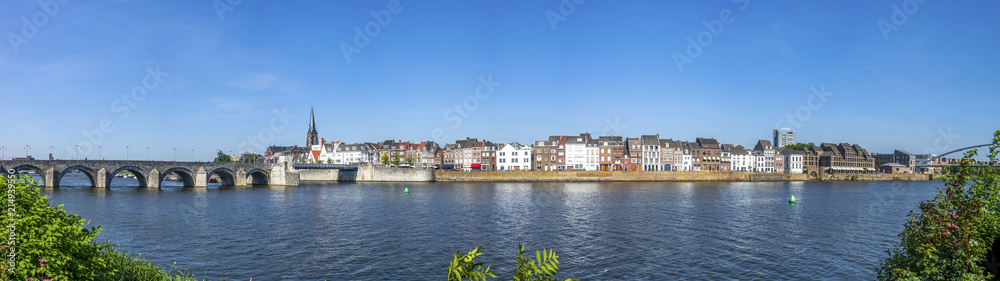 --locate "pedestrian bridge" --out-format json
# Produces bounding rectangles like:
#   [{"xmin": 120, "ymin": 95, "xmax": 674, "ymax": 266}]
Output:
[{"xmin": 0, "ymin": 160, "xmax": 293, "ymax": 188}]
